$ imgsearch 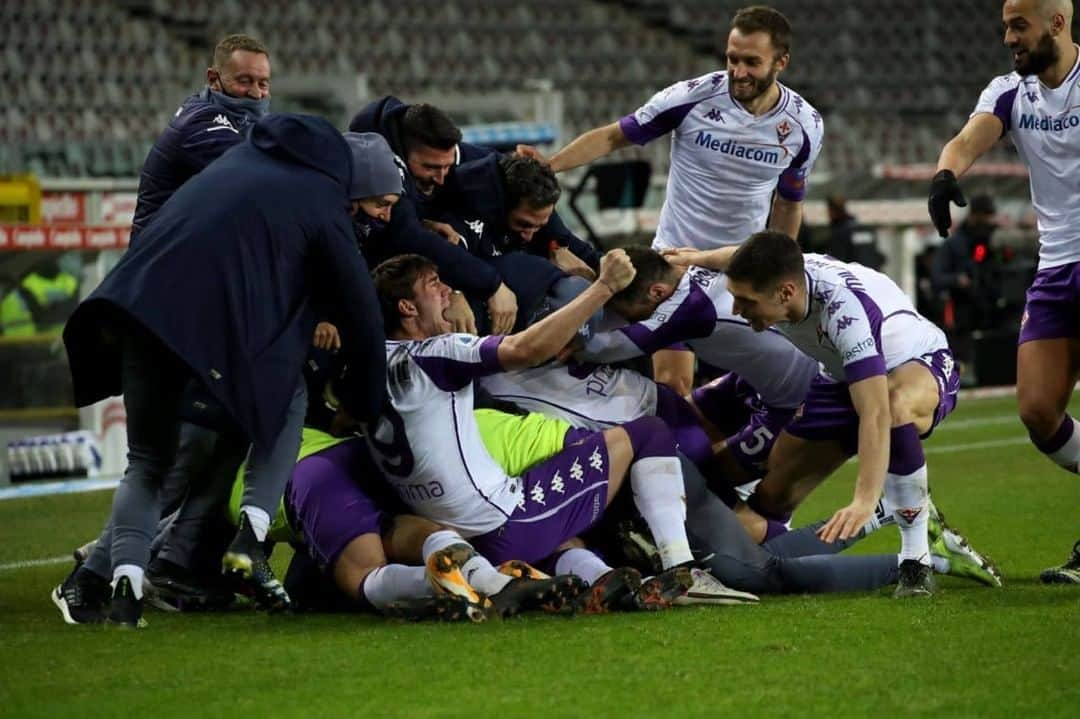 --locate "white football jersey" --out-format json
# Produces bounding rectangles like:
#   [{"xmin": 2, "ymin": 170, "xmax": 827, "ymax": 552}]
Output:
[
  {"xmin": 579, "ymin": 266, "xmax": 819, "ymax": 410},
  {"xmin": 478, "ymin": 361, "xmax": 658, "ymax": 431},
  {"xmin": 777, "ymin": 254, "xmax": 948, "ymax": 384},
  {"xmin": 620, "ymin": 71, "xmax": 824, "ymax": 251},
  {"xmin": 366, "ymin": 334, "xmax": 520, "ymax": 536},
  {"xmin": 972, "ymin": 47, "xmax": 1080, "ymax": 268}
]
